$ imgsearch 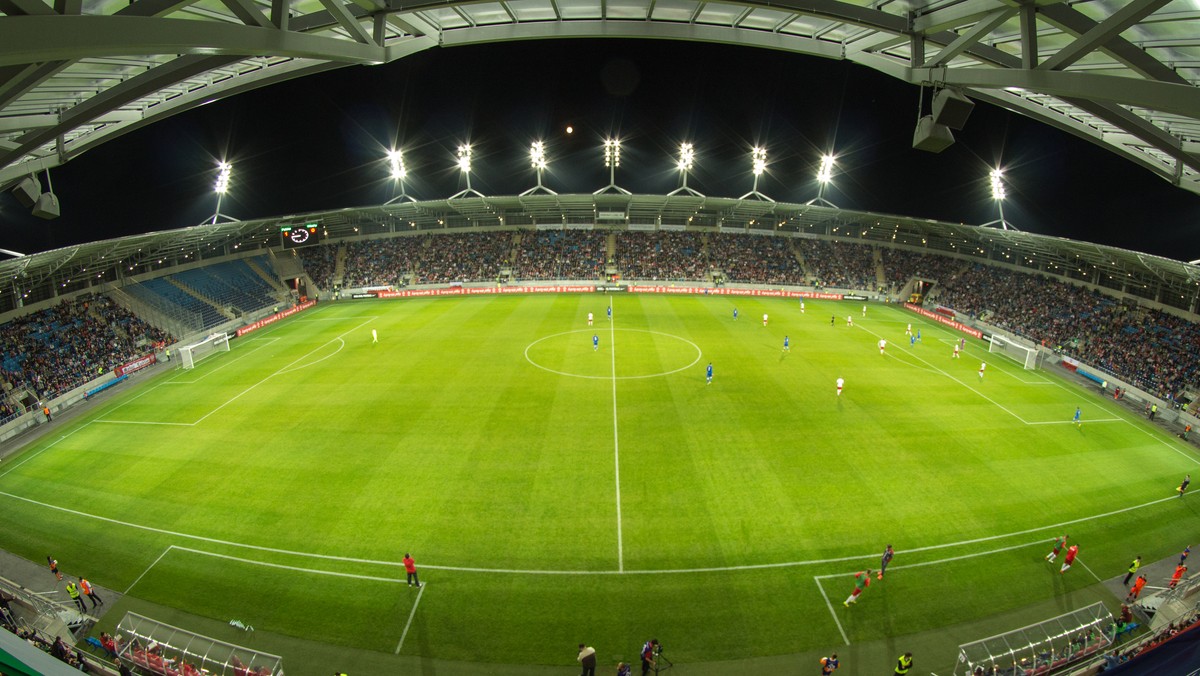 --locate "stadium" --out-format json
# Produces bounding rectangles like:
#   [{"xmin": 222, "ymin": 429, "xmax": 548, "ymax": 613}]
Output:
[{"xmin": 1, "ymin": 4, "xmax": 1200, "ymax": 676}]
